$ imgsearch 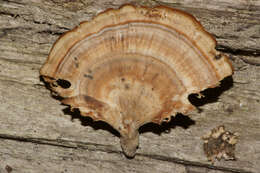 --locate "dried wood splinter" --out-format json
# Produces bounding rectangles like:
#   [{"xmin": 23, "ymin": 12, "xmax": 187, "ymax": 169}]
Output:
[{"xmin": 40, "ymin": 5, "xmax": 233, "ymax": 157}]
